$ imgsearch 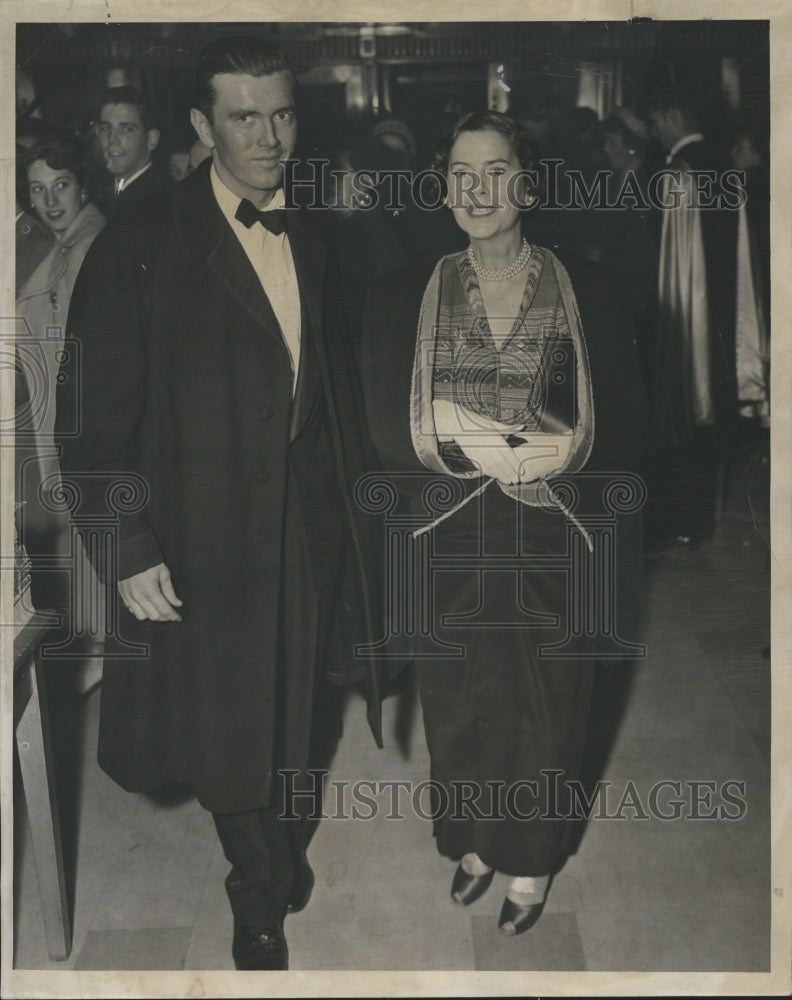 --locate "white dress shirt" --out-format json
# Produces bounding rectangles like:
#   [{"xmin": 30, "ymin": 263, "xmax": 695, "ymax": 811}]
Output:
[
  {"xmin": 210, "ymin": 164, "xmax": 301, "ymax": 392},
  {"xmin": 114, "ymin": 161, "xmax": 152, "ymax": 194}
]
